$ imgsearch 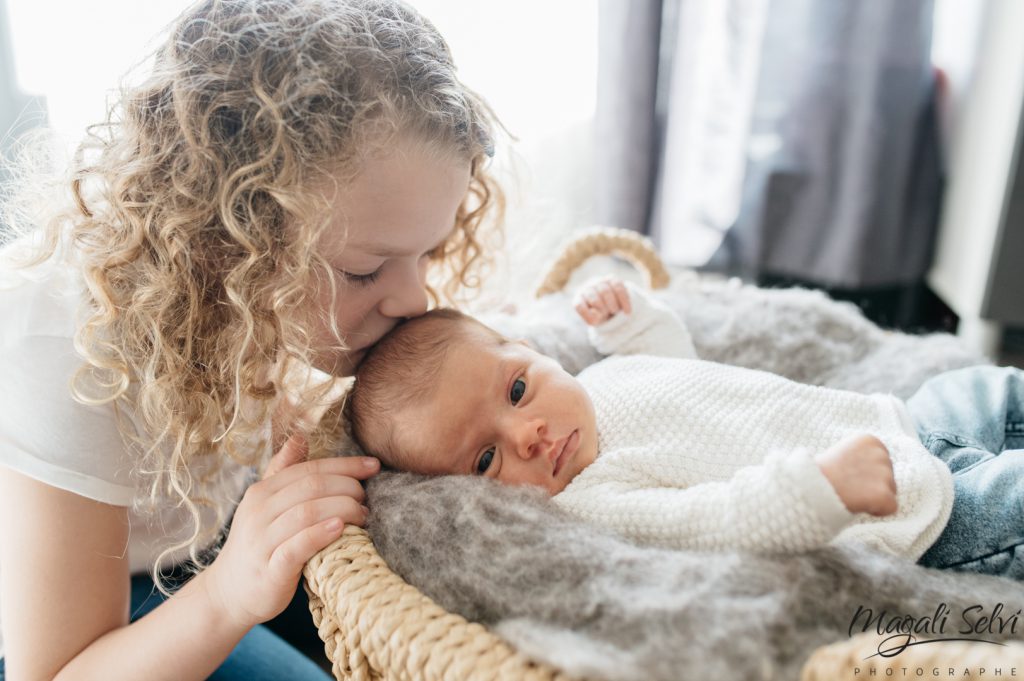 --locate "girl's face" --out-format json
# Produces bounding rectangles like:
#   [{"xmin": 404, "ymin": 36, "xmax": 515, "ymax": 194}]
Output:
[{"xmin": 312, "ymin": 144, "xmax": 472, "ymax": 375}]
